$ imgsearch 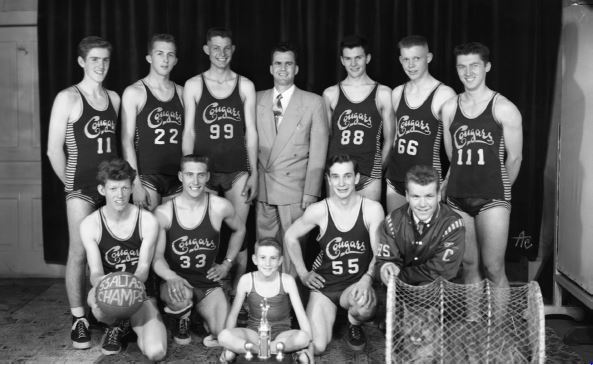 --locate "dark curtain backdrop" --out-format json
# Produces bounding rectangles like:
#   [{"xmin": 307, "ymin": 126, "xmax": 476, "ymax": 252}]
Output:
[{"xmin": 39, "ymin": 0, "xmax": 561, "ymax": 264}]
